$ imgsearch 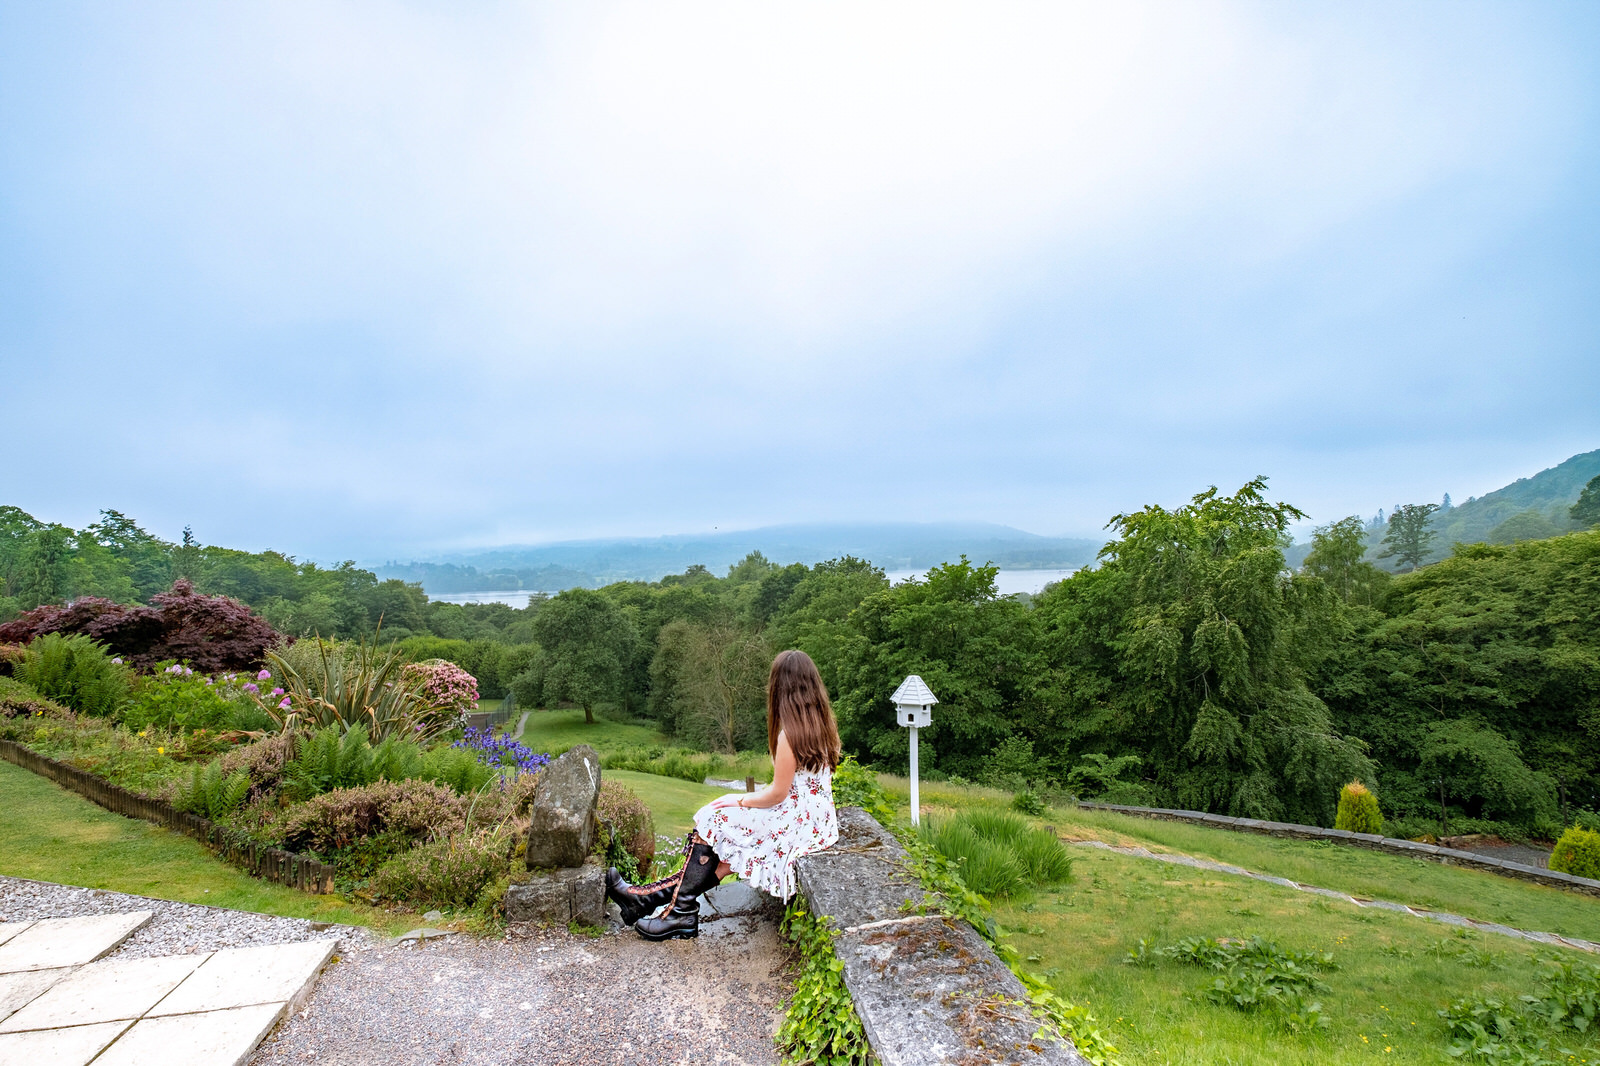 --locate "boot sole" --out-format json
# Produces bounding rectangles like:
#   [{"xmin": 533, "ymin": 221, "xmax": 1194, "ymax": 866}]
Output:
[{"xmin": 636, "ymin": 925, "xmax": 699, "ymax": 942}]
